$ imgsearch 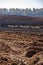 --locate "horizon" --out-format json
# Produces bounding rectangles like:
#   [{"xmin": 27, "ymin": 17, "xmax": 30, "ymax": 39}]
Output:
[
  {"xmin": 0, "ymin": 7, "xmax": 43, "ymax": 9},
  {"xmin": 0, "ymin": 0, "xmax": 43, "ymax": 9}
]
